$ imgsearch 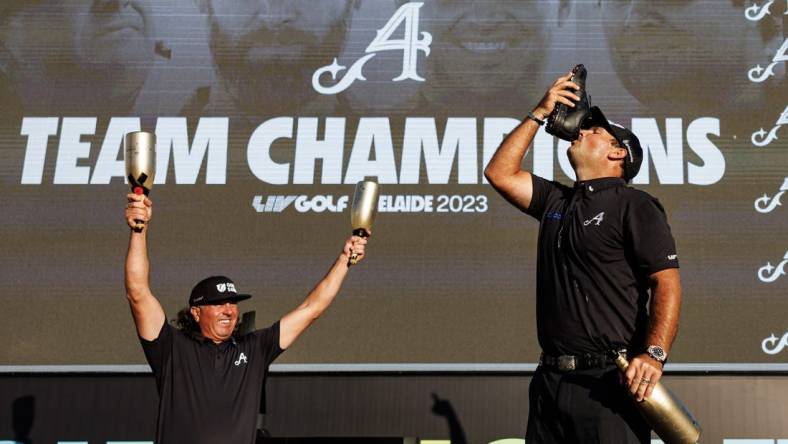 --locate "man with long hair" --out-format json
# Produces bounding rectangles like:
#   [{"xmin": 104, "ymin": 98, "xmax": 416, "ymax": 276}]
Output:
[{"xmin": 124, "ymin": 193, "xmax": 369, "ymax": 443}]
